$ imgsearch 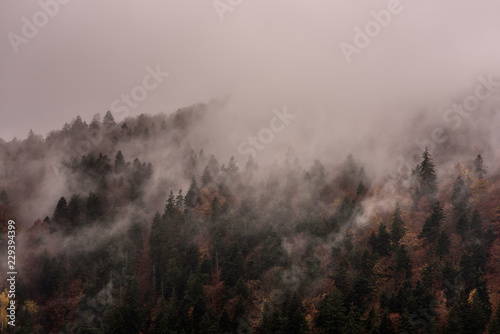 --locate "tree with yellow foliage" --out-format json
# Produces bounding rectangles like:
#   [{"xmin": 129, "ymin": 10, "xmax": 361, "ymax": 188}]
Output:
[{"xmin": 0, "ymin": 289, "xmax": 9, "ymax": 333}]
